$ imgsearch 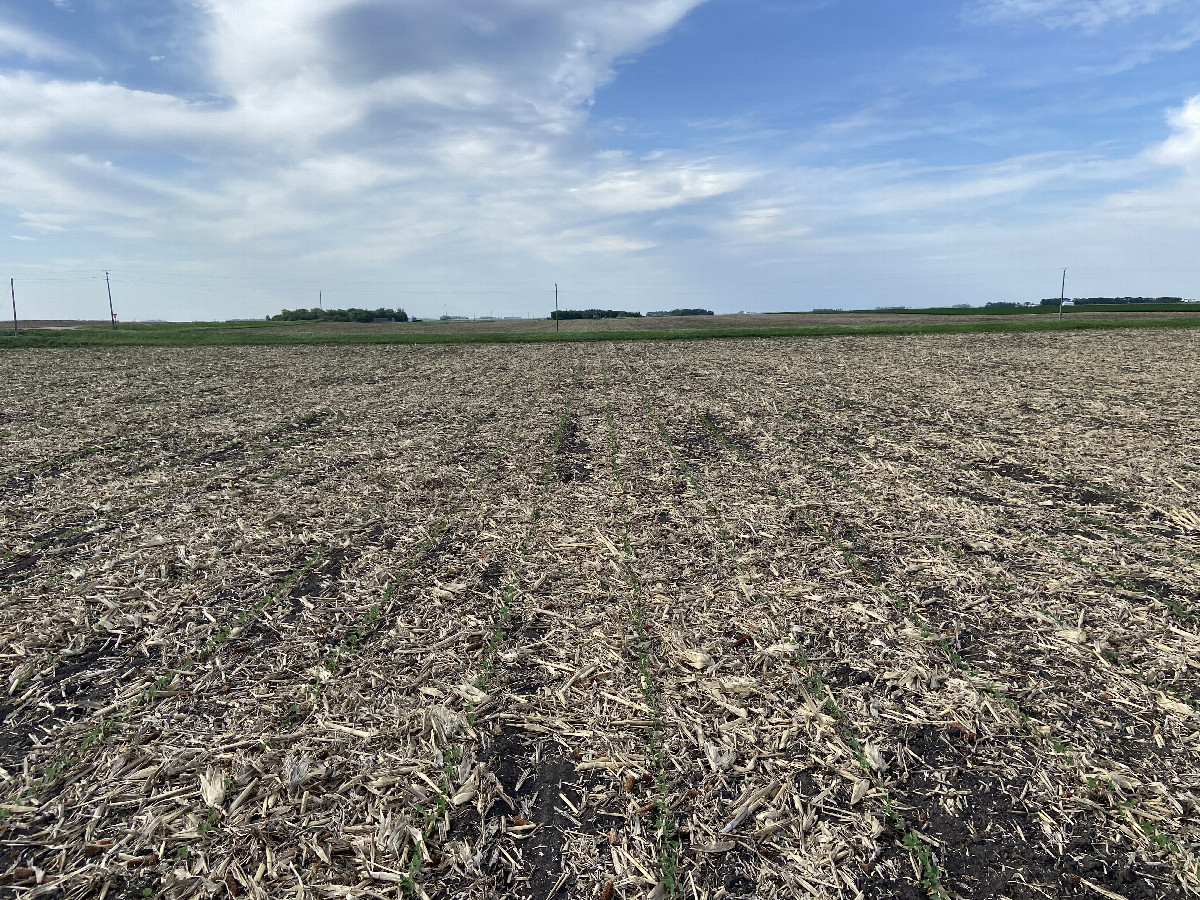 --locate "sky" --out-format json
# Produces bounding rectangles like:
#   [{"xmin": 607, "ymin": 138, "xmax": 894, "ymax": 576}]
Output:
[{"xmin": 0, "ymin": 0, "xmax": 1198, "ymax": 321}]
